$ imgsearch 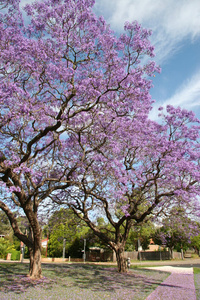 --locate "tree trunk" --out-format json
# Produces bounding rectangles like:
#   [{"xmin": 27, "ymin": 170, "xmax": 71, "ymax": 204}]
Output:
[
  {"xmin": 28, "ymin": 227, "xmax": 42, "ymax": 279},
  {"xmin": 28, "ymin": 245, "xmax": 42, "ymax": 279},
  {"xmin": 115, "ymin": 247, "xmax": 127, "ymax": 273},
  {"xmin": 170, "ymin": 247, "xmax": 174, "ymax": 259}
]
